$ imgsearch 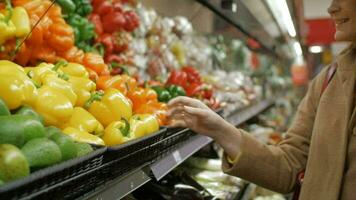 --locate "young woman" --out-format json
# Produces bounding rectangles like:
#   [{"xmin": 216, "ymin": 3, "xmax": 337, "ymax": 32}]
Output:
[{"xmin": 167, "ymin": 0, "xmax": 356, "ymax": 199}]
